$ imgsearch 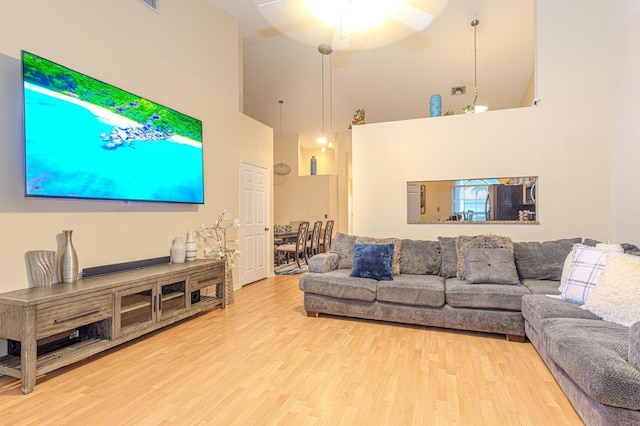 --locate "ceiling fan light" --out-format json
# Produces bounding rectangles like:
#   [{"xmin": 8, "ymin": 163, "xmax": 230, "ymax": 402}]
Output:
[
  {"xmin": 349, "ymin": 0, "xmax": 403, "ymax": 32},
  {"xmin": 306, "ymin": 0, "xmax": 402, "ymax": 33}
]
